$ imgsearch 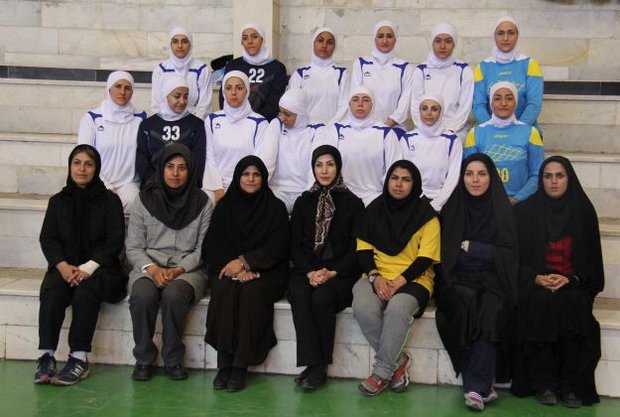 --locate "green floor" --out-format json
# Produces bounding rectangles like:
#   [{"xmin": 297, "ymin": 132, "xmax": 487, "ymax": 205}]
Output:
[{"xmin": 2, "ymin": 360, "xmax": 619, "ymax": 417}]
